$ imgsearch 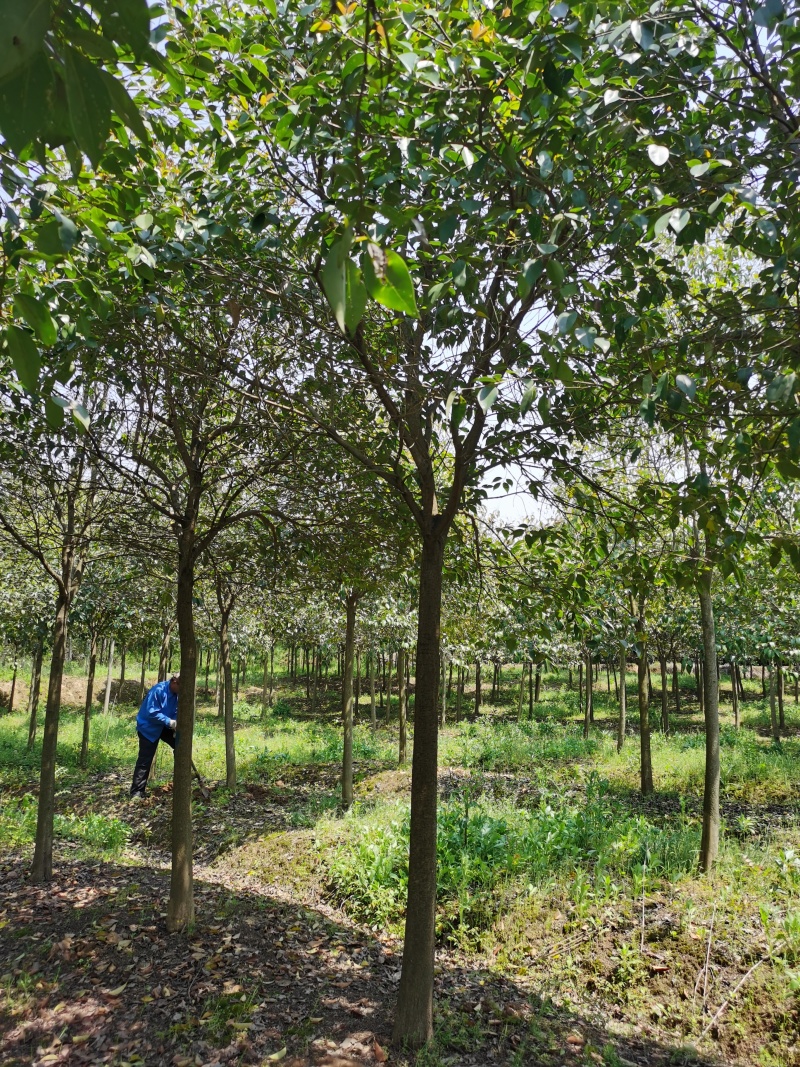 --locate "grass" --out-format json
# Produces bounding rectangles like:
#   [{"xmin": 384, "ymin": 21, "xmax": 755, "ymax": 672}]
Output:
[{"xmin": 2, "ymin": 660, "xmax": 800, "ymax": 1064}]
